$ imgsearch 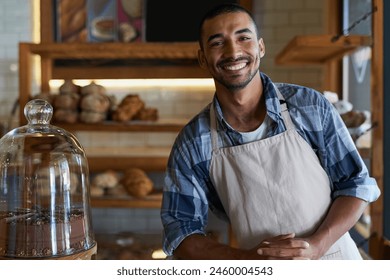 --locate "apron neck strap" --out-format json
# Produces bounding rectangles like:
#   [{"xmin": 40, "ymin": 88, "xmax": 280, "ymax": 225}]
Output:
[
  {"xmin": 209, "ymin": 84, "xmax": 295, "ymax": 151},
  {"xmin": 274, "ymin": 85, "xmax": 295, "ymax": 130},
  {"xmin": 210, "ymin": 103, "xmax": 219, "ymax": 152}
]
